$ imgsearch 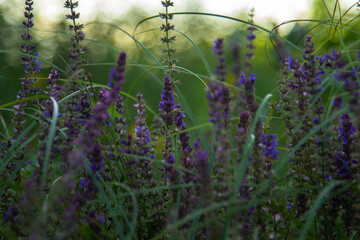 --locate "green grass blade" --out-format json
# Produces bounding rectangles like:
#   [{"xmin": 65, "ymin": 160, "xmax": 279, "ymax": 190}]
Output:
[
  {"xmin": 222, "ymin": 94, "xmax": 273, "ymax": 238},
  {"xmin": 87, "ymin": 22, "xmax": 162, "ymax": 67},
  {"xmin": 299, "ymin": 181, "xmax": 342, "ymax": 240},
  {"xmin": 41, "ymin": 97, "xmax": 59, "ymax": 188},
  {"xmin": 173, "ymin": 29, "xmax": 212, "ymax": 77},
  {"xmin": 0, "ymin": 50, "xmax": 67, "ymax": 75},
  {"xmin": 83, "ymin": 161, "xmax": 126, "ymax": 239},
  {"xmin": 0, "ymin": 120, "xmax": 38, "ymax": 171}
]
